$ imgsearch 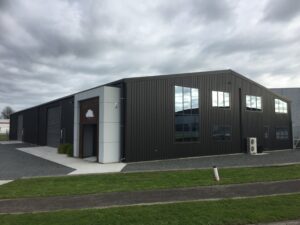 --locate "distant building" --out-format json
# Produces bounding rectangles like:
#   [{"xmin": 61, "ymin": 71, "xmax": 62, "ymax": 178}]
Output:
[
  {"xmin": 271, "ymin": 88, "xmax": 300, "ymax": 148},
  {"xmin": 0, "ymin": 119, "xmax": 10, "ymax": 134}
]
